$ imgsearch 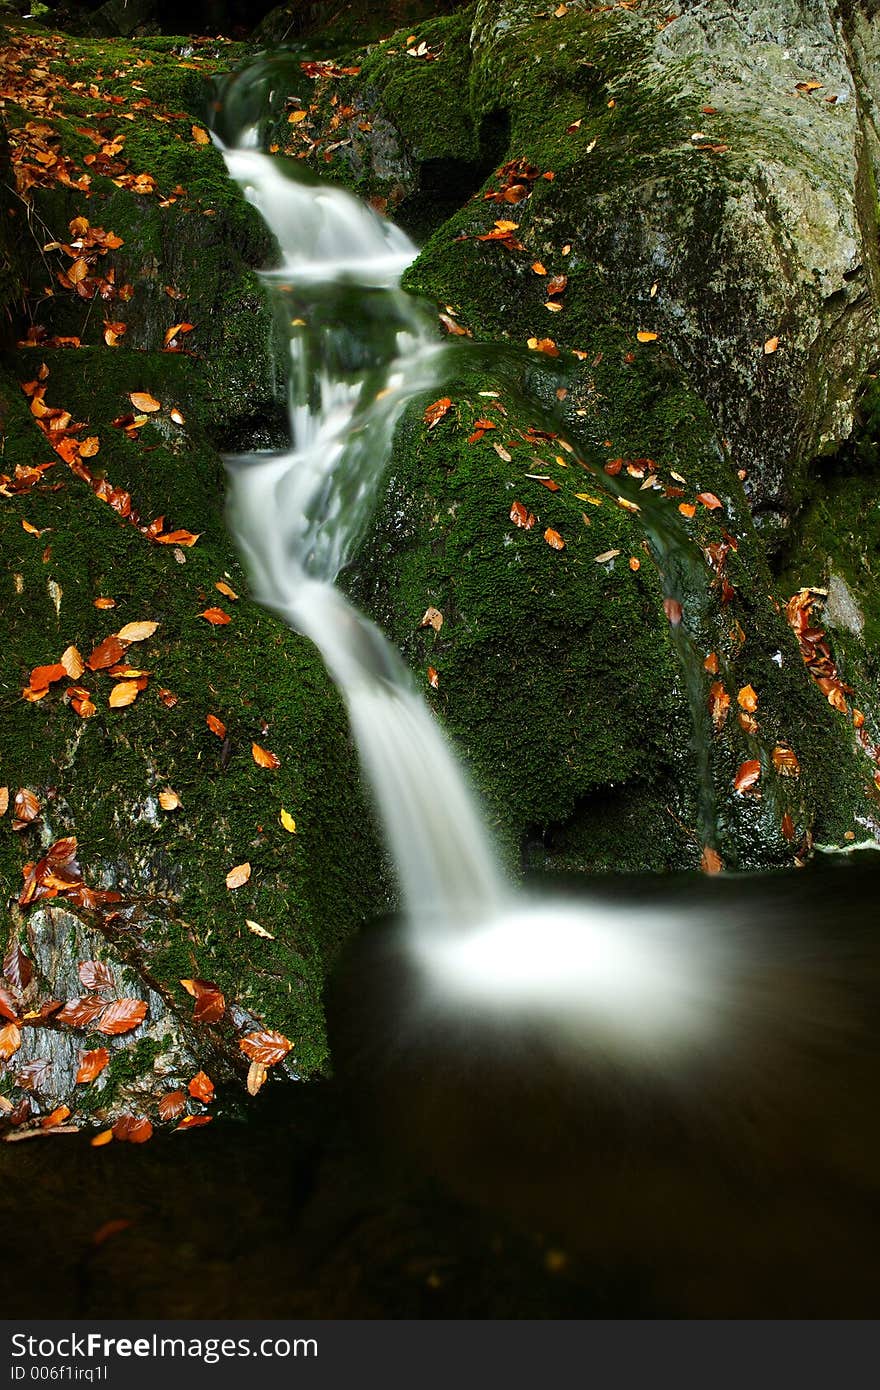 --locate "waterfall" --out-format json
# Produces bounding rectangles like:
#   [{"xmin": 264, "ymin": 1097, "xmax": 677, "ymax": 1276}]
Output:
[{"xmin": 221, "ymin": 143, "xmax": 506, "ymax": 926}]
